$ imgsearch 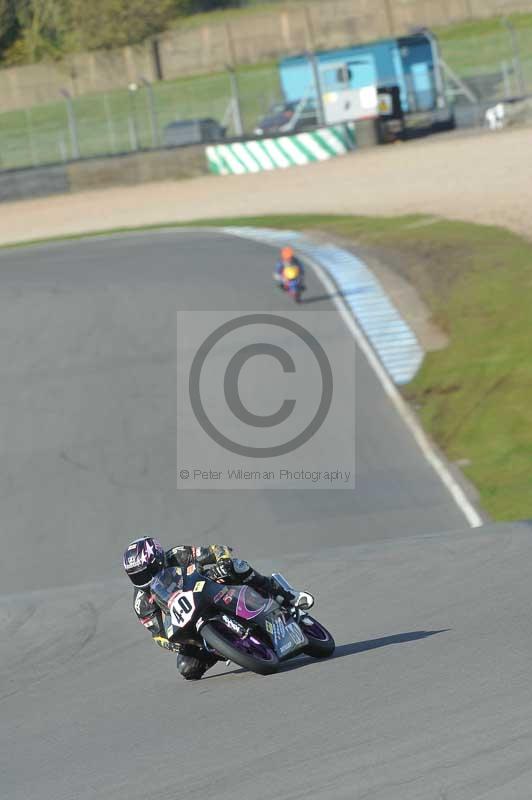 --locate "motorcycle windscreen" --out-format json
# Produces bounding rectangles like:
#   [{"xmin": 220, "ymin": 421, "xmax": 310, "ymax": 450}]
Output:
[
  {"xmin": 232, "ymin": 586, "xmax": 273, "ymax": 620},
  {"xmin": 209, "ymin": 584, "xmax": 269, "ymax": 618}
]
